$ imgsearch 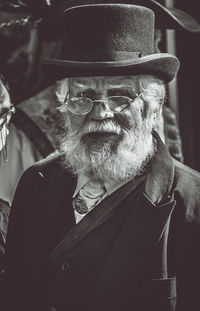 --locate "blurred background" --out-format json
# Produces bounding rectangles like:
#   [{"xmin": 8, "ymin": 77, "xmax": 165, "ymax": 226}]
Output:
[{"xmin": 174, "ymin": 0, "xmax": 200, "ymax": 171}]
